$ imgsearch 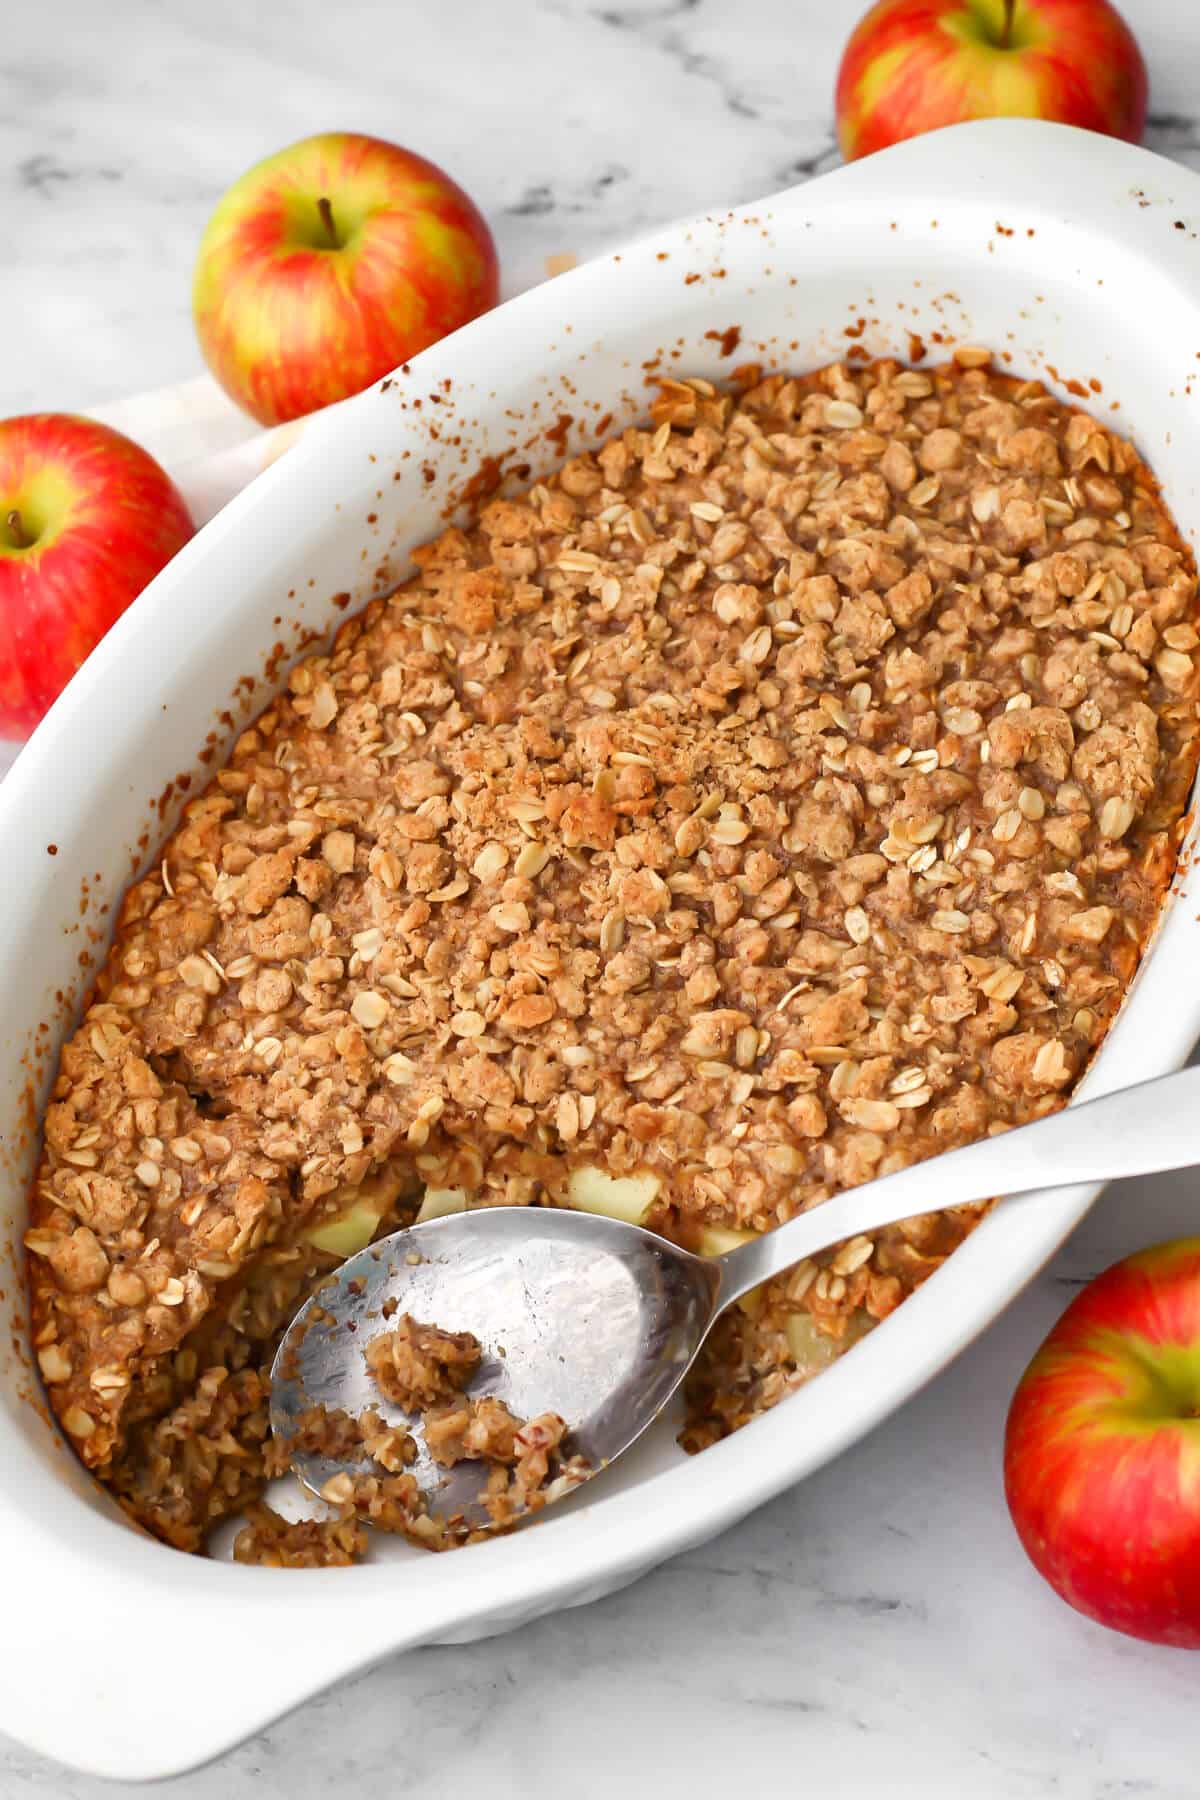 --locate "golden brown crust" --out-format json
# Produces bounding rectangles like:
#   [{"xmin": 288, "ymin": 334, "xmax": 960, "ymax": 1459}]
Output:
[{"xmin": 363, "ymin": 1315, "xmax": 481, "ymax": 1411}]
